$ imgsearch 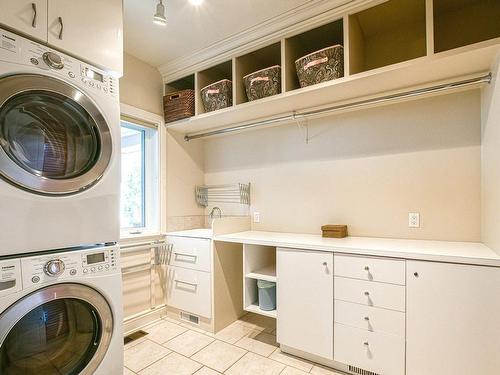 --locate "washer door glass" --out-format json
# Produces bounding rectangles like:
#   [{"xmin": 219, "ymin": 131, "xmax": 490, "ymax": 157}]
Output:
[
  {"xmin": 0, "ymin": 74, "xmax": 112, "ymax": 195},
  {"xmin": 0, "ymin": 284, "xmax": 113, "ymax": 375}
]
